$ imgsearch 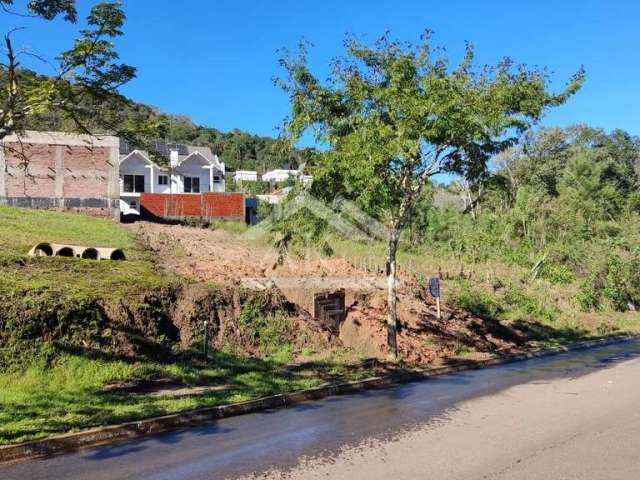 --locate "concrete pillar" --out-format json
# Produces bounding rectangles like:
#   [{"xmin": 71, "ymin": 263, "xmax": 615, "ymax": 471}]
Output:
[
  {"xmin": 149, "ymin": 164, "xmax": 154, "ymax": 193},
  {"xmin": 54, "ymin": 145, "xmax": 64, "ymax": 208},
  {"xmin": 107, "ymin": 144, "xmax": 120, "ymax": 220},
  {"xmin": 209, "ymin": 166, "xmax": 214, "ymax": 192},
  {"xmin": 0, "ymin": 147, "xmax": 6, "ymax": 198}
]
